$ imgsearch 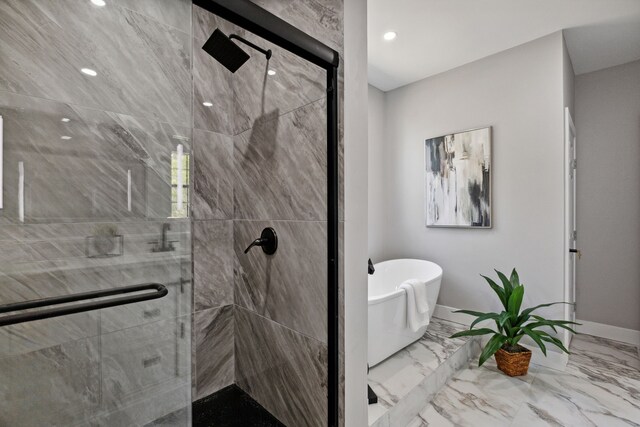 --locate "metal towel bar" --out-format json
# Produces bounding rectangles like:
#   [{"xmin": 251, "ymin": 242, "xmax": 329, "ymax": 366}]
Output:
[{"xmin": 0, "ymin": 283, "xmax": 167, "ymax": 327}]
